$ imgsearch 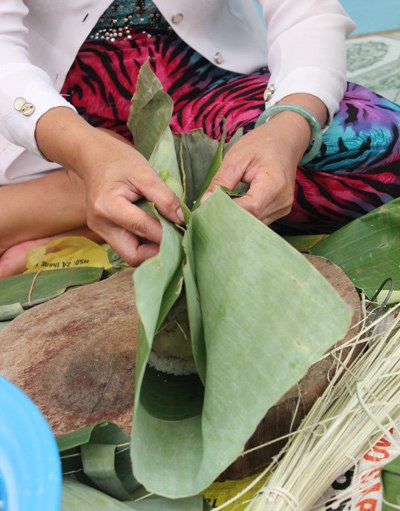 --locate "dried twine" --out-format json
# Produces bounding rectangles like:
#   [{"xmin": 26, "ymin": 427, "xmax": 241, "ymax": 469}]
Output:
[{"xmin": 28, "ymin": 271, "xmax": 42, "ymax": 307}]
